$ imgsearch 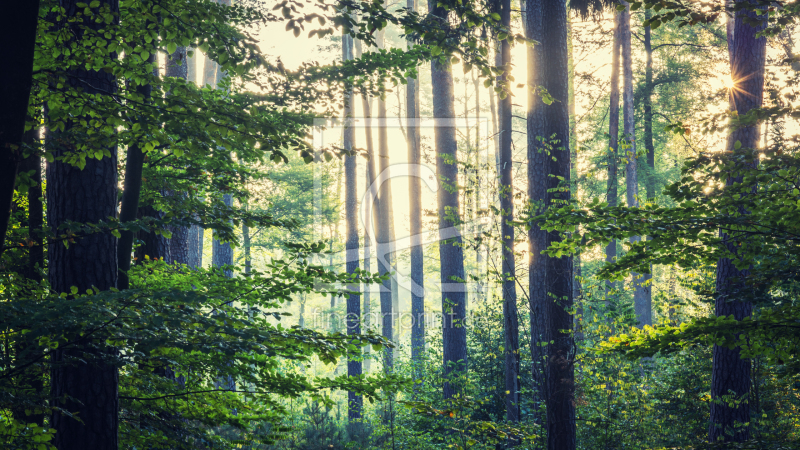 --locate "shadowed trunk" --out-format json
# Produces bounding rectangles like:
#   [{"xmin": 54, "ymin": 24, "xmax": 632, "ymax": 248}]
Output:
[
  {"xmin": 496, "ymin": 0, "xmax": 519, "ymax": 423},
  {"xmin": 406, "ymin": 0, "xmax": 425, "ymax": 383},
  {"xmin": 49, "ymin": 3, "xmax": 120, "ymax": 448},
  {"xmin": 621, "ymin": 1, "xmax": 650, "ymax": 328},
  {"xmin": 528, "ymin": 0, "xmax": 575, "ymax": 447},
  {"xmin": 429, "ymin": 0, "xmax": 468, "ymax": 400},
  {"xmin": 709, "ymin": 0, "xmax": 766, "ymax": 442},
  {"xmin": 0, "ymin": 0, "xmax": 40, "ymax": 256}
]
